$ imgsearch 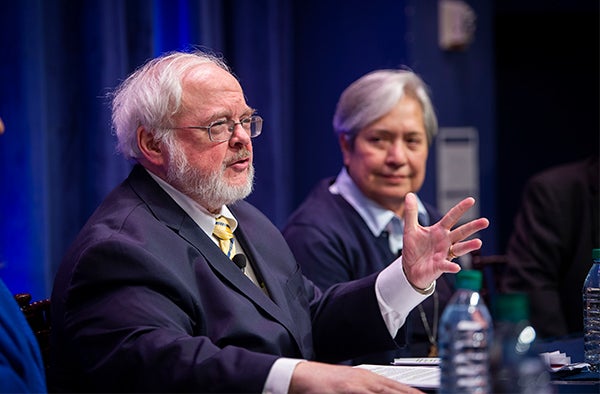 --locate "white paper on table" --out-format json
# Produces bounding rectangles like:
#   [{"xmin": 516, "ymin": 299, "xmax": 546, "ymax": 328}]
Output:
[
  {"xmin": 539, "ymin": 350, "xmax": 590, "ymax": 372},
  {"xmin": 393, "ymin": 357, "xmax": 440, "ymax": 366},
  {"xmin": 355, "ymin": 364, "xmax": 440, "ymax": 390}
]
